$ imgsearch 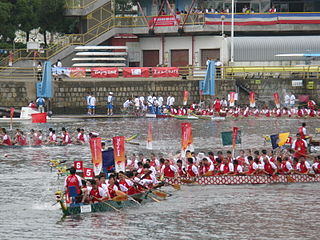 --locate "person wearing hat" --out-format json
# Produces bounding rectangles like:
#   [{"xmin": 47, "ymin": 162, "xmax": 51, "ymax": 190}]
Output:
[{"xmin": 106, "ymin": 92, "xmax": 114, "ymax": 116}]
